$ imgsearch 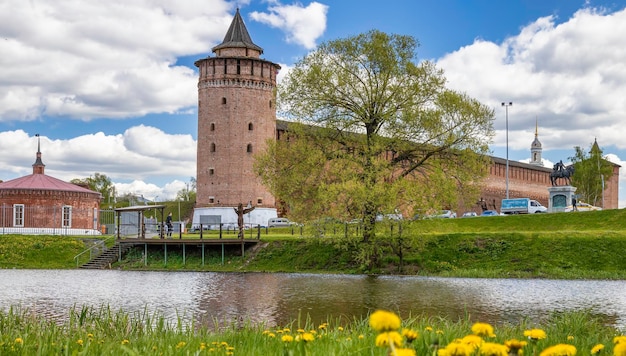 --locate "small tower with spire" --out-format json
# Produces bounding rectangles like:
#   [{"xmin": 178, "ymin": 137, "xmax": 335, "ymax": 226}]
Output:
[
  {"xmin": 32, "ymin": 133, "xmax": 45, "ymax": 174},
  {"xmin": 529, "ymin": 118, "xmax": 543, "ymax": 166}
]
